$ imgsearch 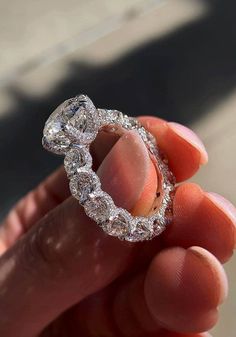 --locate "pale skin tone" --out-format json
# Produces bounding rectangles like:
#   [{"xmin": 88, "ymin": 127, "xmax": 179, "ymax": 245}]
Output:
[{"xmin": 0, "ymin": 116, "xmax": 235, "ymax": 337}]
